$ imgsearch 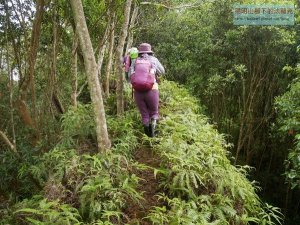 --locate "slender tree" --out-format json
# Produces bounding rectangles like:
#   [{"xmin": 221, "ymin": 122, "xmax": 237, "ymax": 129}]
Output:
[
  {"xmin": 125, "ymin": 4, "xmax": 139, "ymax": 54},
  {"xmin": 71, "ymin": 34, "xmax": 78, "ymax": 108},
  {"xmin": 70, "ymin": 0, "xmax": 111, "ymax": 151},
  {"xmin": 97, "ymin": 21, "xmax": 110, "ymax": 78},
  {"xmin": 12, "ymin": 0, "xmax": 45, "ymax": 146},
  {"xmin": 50, "ymin": 1, "xmax": 64, "ymax": 115},
  {"xmin": 116, "ymin": 0, "xmax": 132, "ymax": 115},
  {"xmin": 105, "ymin": 12, "xmax": 116, "ymax": 96}
]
